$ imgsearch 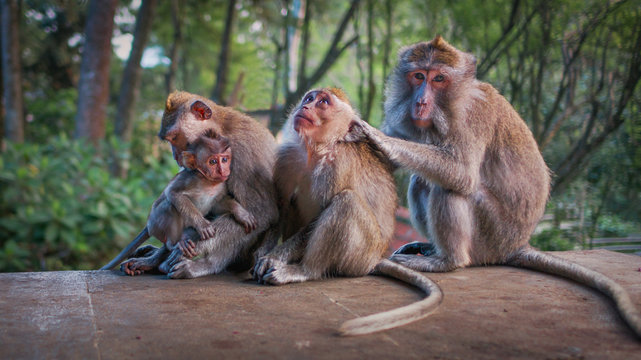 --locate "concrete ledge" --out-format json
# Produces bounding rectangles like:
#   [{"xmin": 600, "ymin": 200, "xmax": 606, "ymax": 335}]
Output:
[{"xmin": 1, "ymin": 250, "xmax": 640, "ymax": 359}]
